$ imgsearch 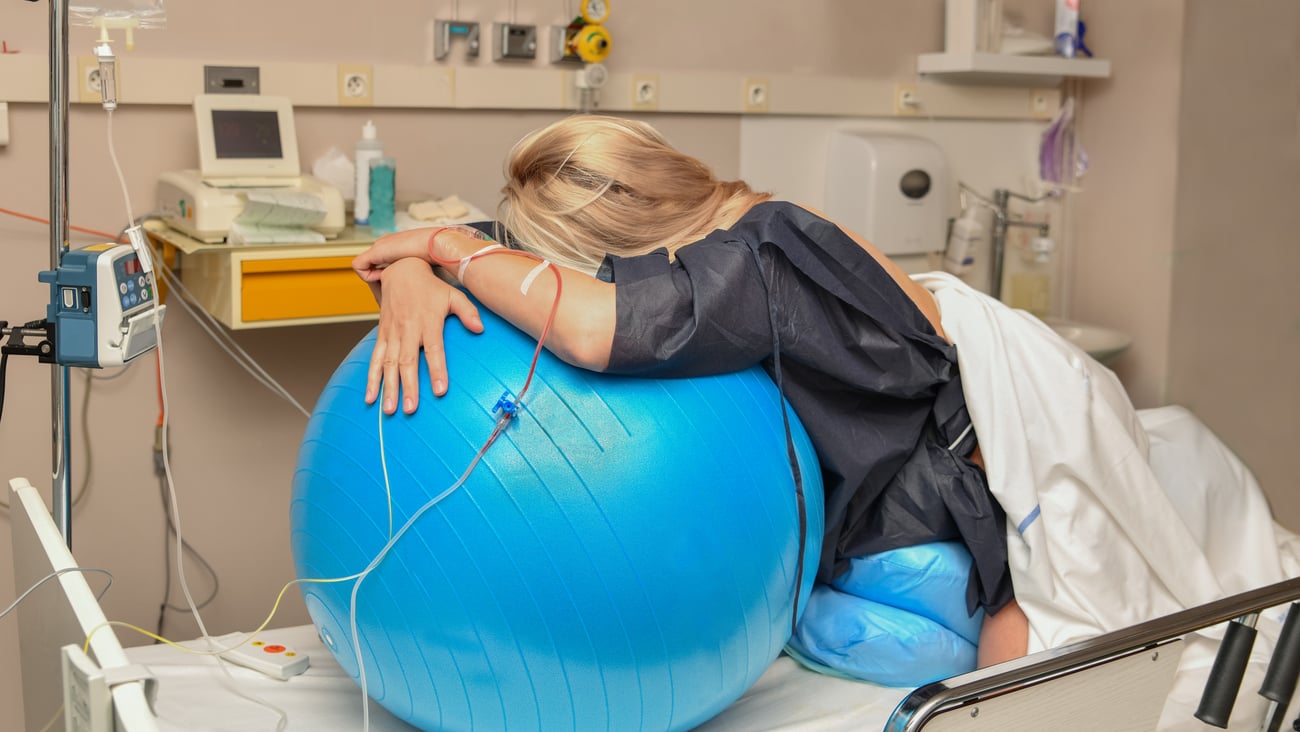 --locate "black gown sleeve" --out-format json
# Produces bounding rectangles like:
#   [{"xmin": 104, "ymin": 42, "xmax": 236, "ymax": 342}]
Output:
[{"xmin": 598, "ymin": 239, "xmax": 775, "ymax": 377}]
